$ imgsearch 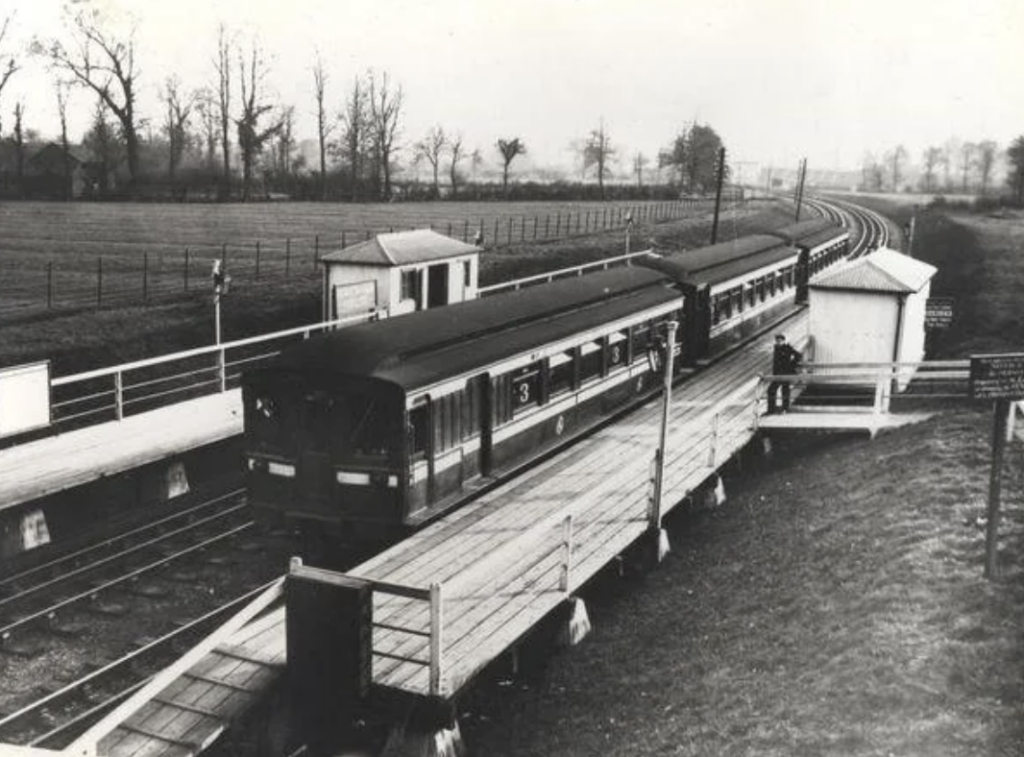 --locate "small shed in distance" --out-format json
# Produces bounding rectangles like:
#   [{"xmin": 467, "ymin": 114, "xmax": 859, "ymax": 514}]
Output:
[
  {"xmin": 808, "ymin": 247, "xmax": 937, "ymax": 389},
  {"xmin": 320, "ymin": 229, "xmax": 482, "ymax": 322}
]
